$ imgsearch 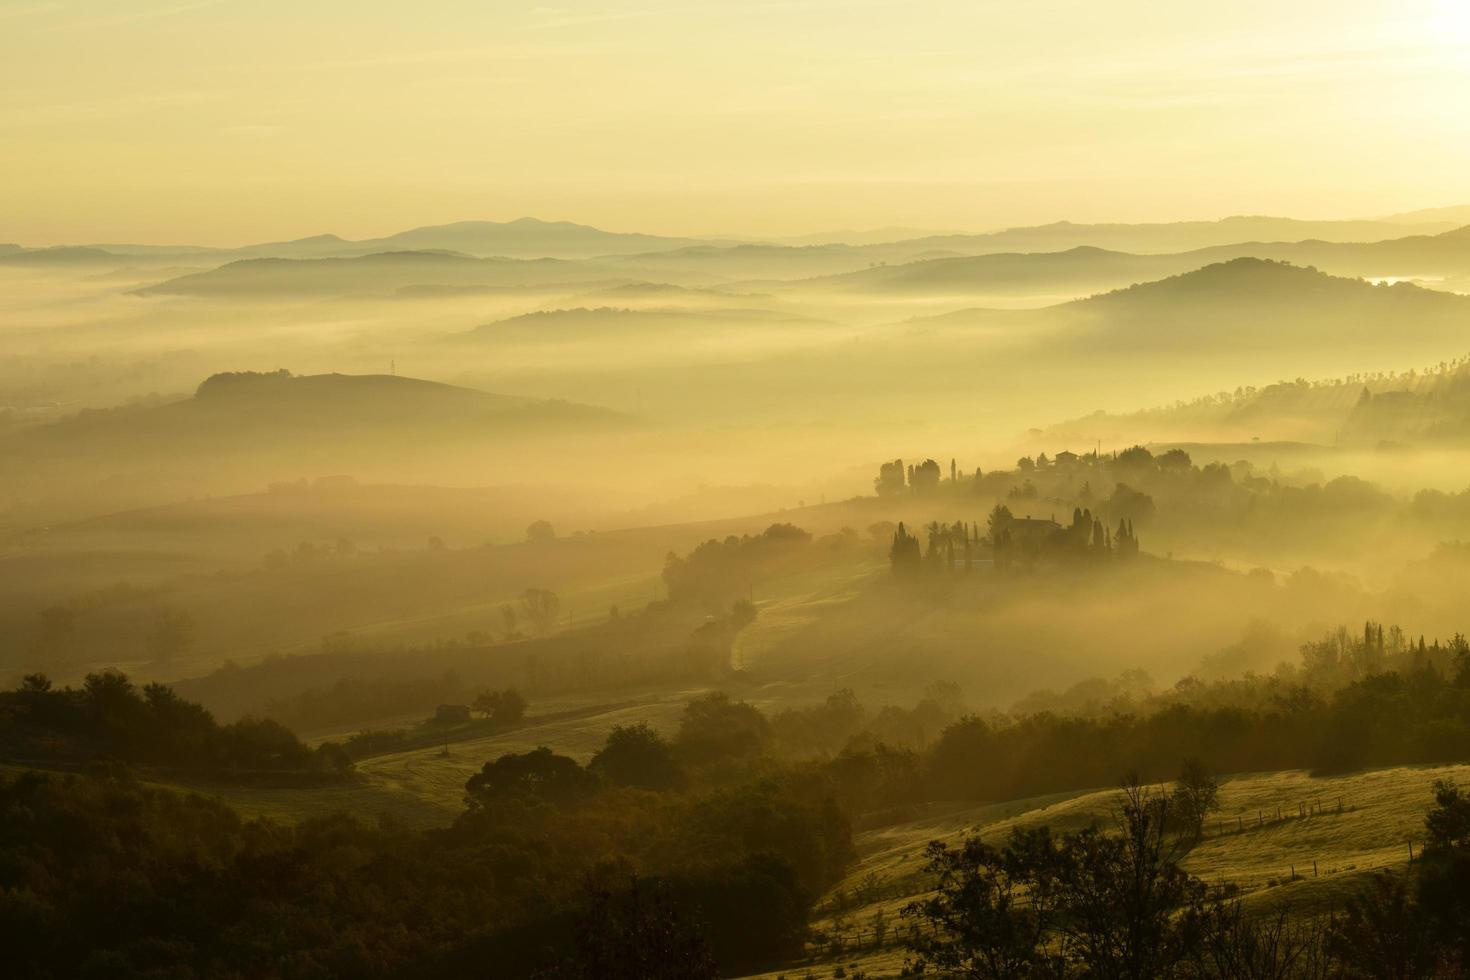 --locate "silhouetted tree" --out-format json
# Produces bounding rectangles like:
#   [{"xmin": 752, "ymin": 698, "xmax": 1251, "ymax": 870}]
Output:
[
  {"xmin": 875, "ymin": 459, "xmax": 907, "ymax": 497},
  {"xmin": 1328, "ymin": 873, "xmax": 1441, "ymax": 979},
  {"xmin": 906, "ymin": 778, "xmax": 1214, "ymax": 978},
  {"xmin": 986, "ymin": 504, "xmax": 1014, "ymax": 548},
  {"xmin": 676, "ymin": 692, "xmax": 772, "ymax": 764},
  {"xmin": 890, "ymin": 522, "xmax": 922, "ymax": 576},
  {"xmin": 464, "ymin": 747, "xmax": 597, "ymax": 809},
  {"xmin": 903, "ymin": 828, "xmax": 1064, "ymax": 978},
  {"xmin": 911, "ymin": 459, "xmax": 942, "ymax": 494},
  {"xmin": 472, "ymin": 688, "xmax": 528, "ymax": 724},
  {"xmin": 1174, "ymin": 758, "xmax": 1220, "ymax": 844},
  {"xmin": 589, "ymin": 723, "xmax": 684, "ymax": 790}
]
